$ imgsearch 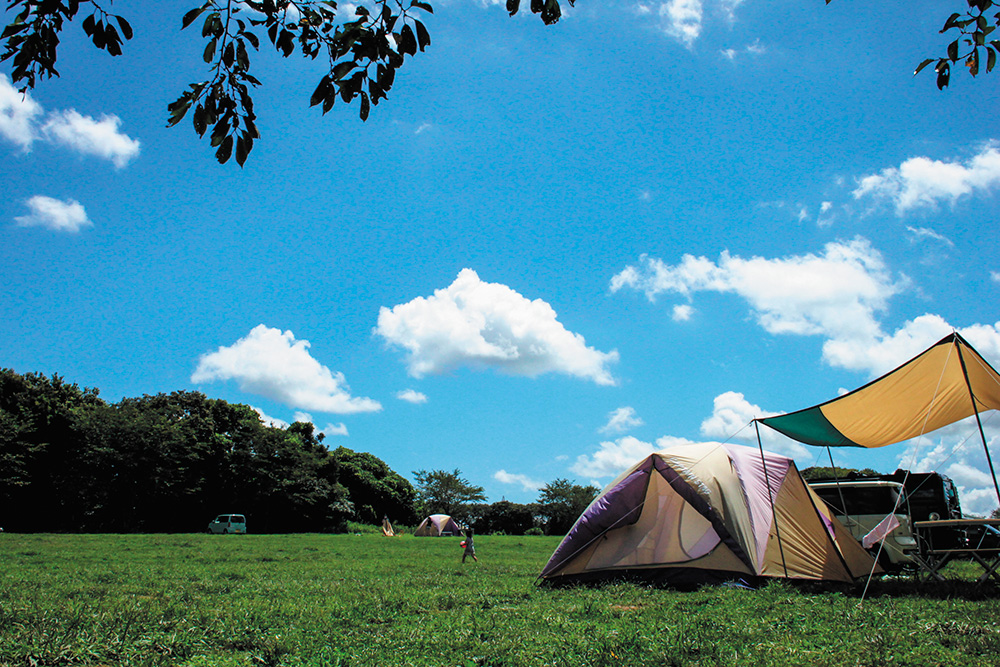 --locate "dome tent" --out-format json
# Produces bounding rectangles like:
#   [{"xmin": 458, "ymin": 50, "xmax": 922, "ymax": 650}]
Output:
[
  {"xmin": 414, "ymin": 514, "xmax": 463, "ymax": 537},
  {"xmin": 540, "ymin": 442, "xmax": 878, "ymax": 586}
]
